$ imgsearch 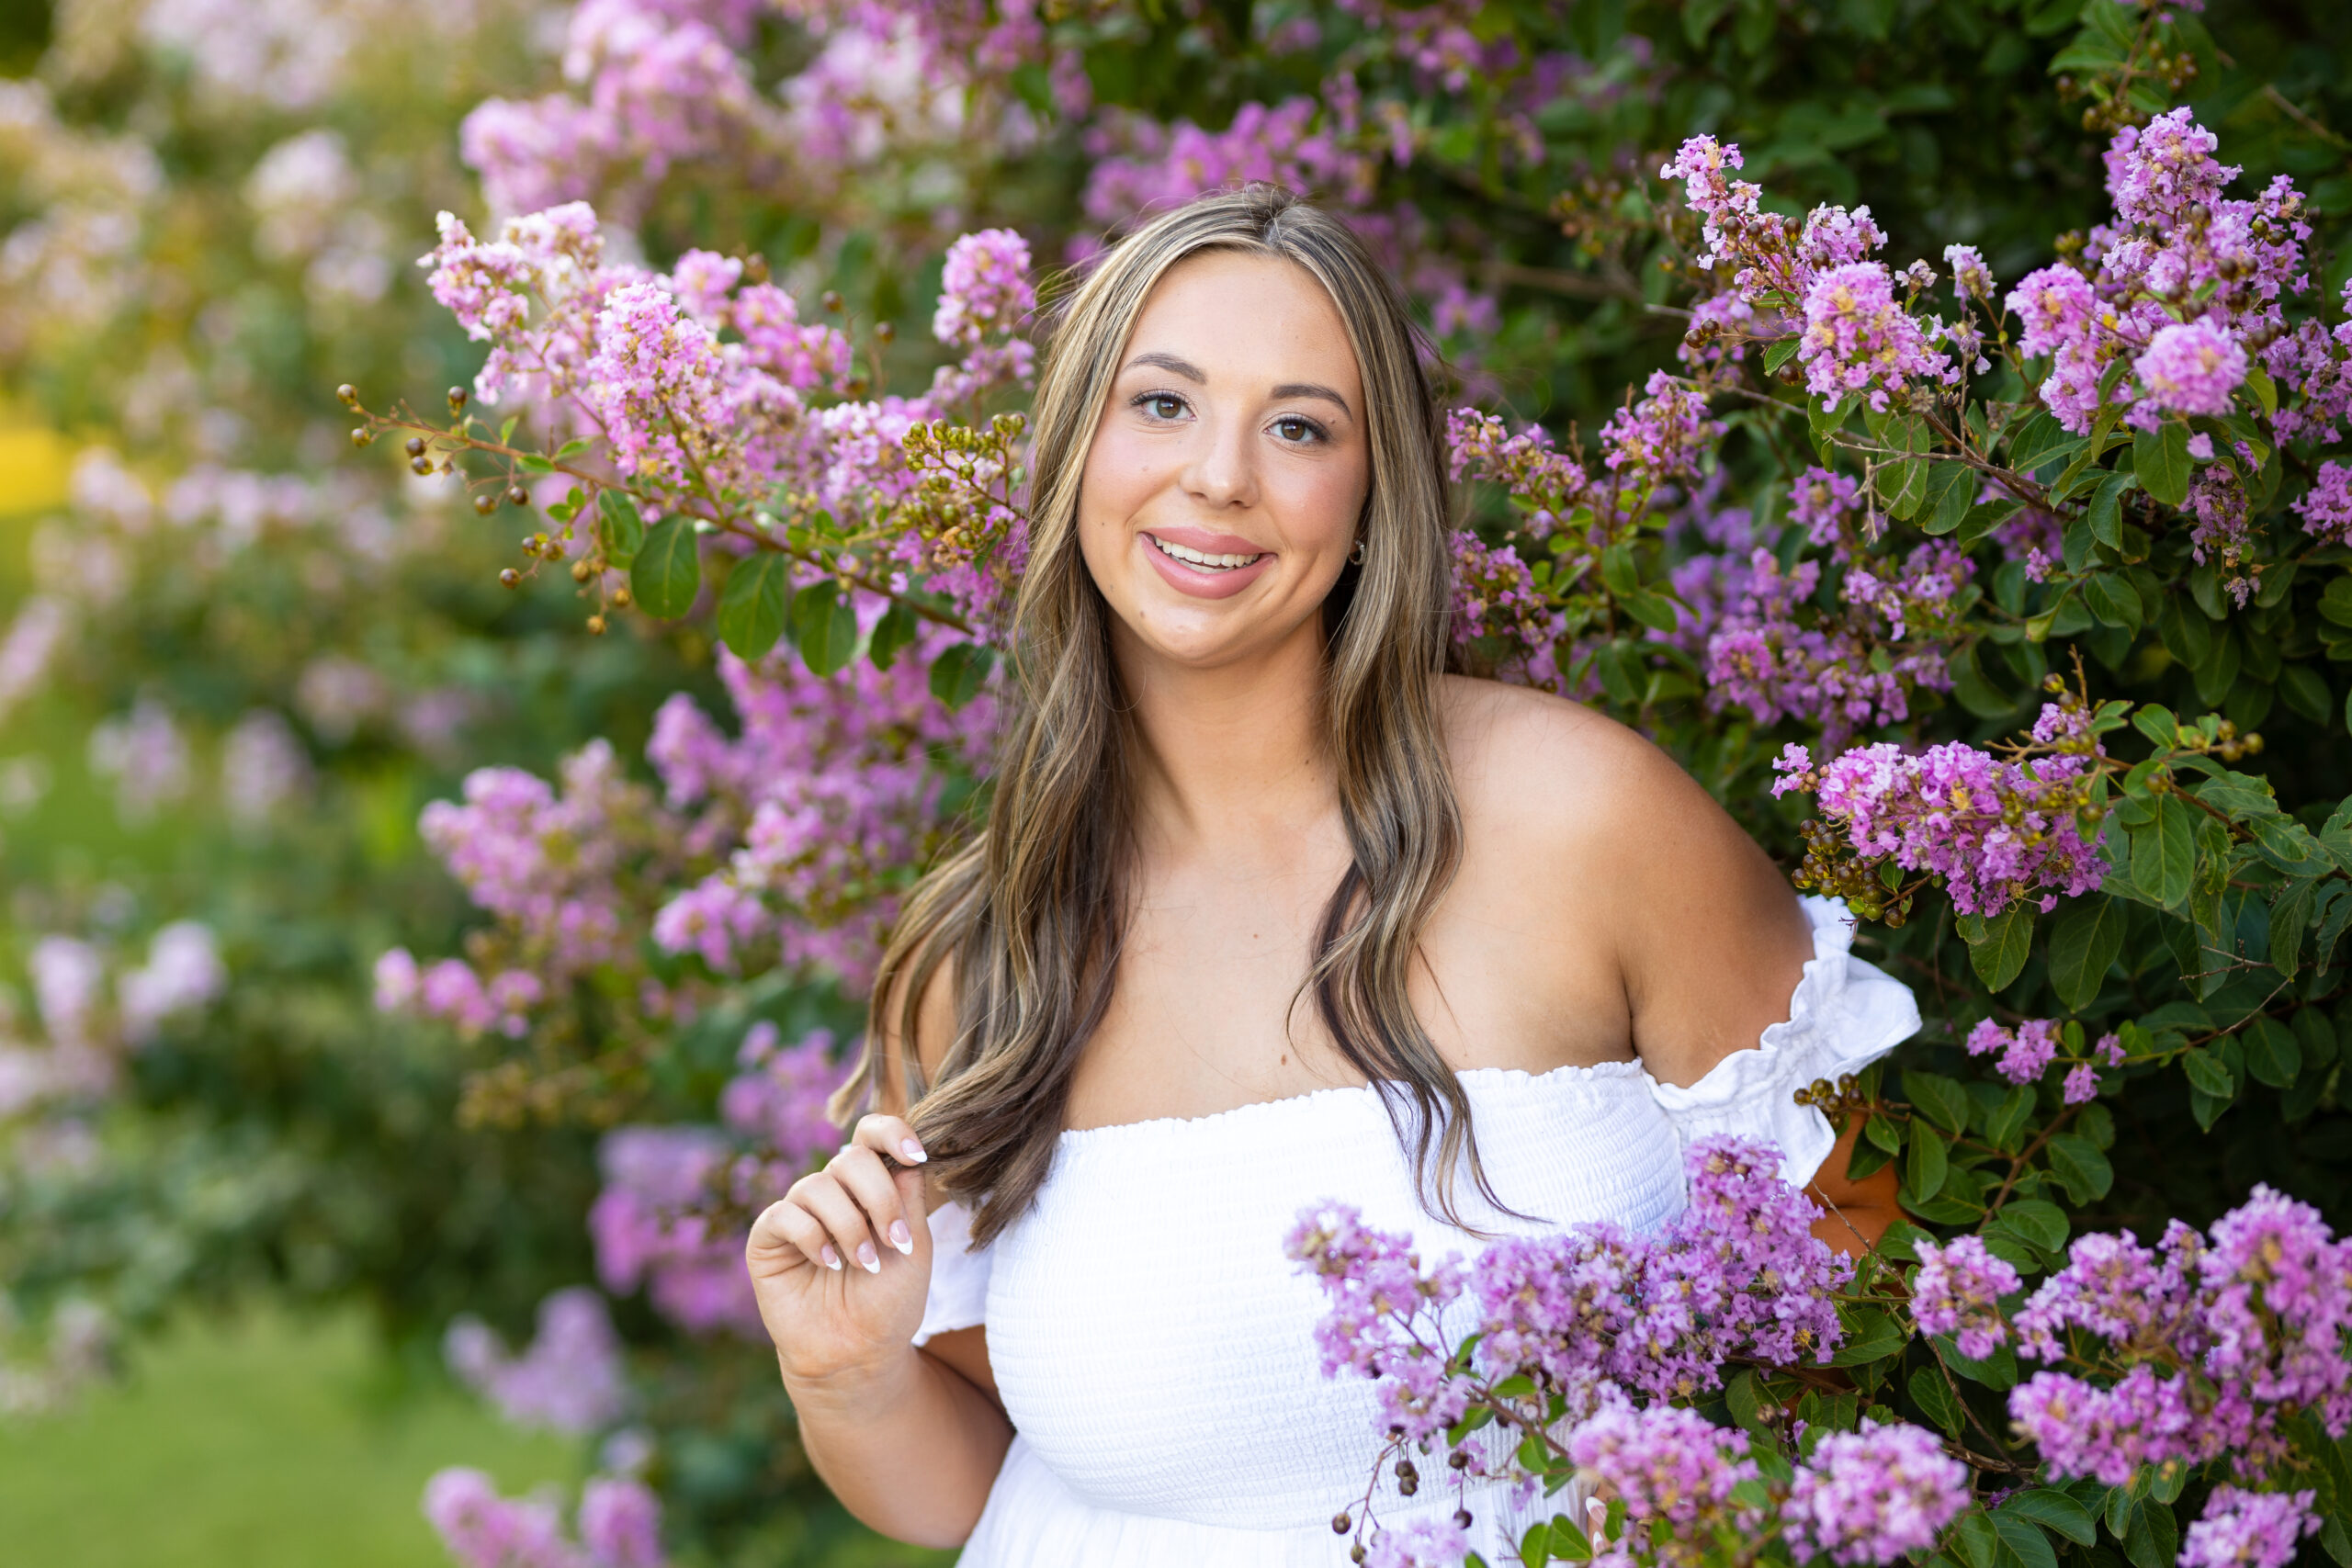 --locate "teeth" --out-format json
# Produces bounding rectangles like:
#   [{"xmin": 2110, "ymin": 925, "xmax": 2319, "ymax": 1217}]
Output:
[{"xmin": 1150, "ymin": 535, "xmax": 1264, "ymax": 570}]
